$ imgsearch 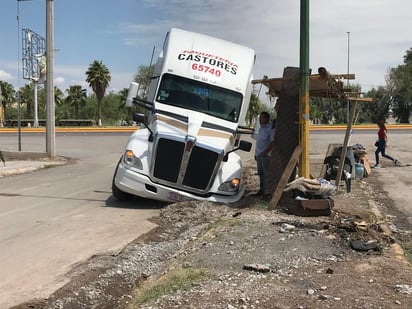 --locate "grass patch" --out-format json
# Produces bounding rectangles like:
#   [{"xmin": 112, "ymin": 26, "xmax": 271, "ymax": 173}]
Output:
[
  {"xmin": 250, "ymin": 200, "xmax": 269, "ymax": 210},
  {"xmin": 200, "ymin": 217, "xmax": 250, "ymax": 241},
  {"xmin": 213, "ymin": 217, "xmax": 247, "ymax": 227},
  {"xmin": 129, "ymin": 268, "xmax": 208, "ymax": 307},
  {"xmin": 401, "ymin": 242, "xmax": 412, "ymax": 264}
]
